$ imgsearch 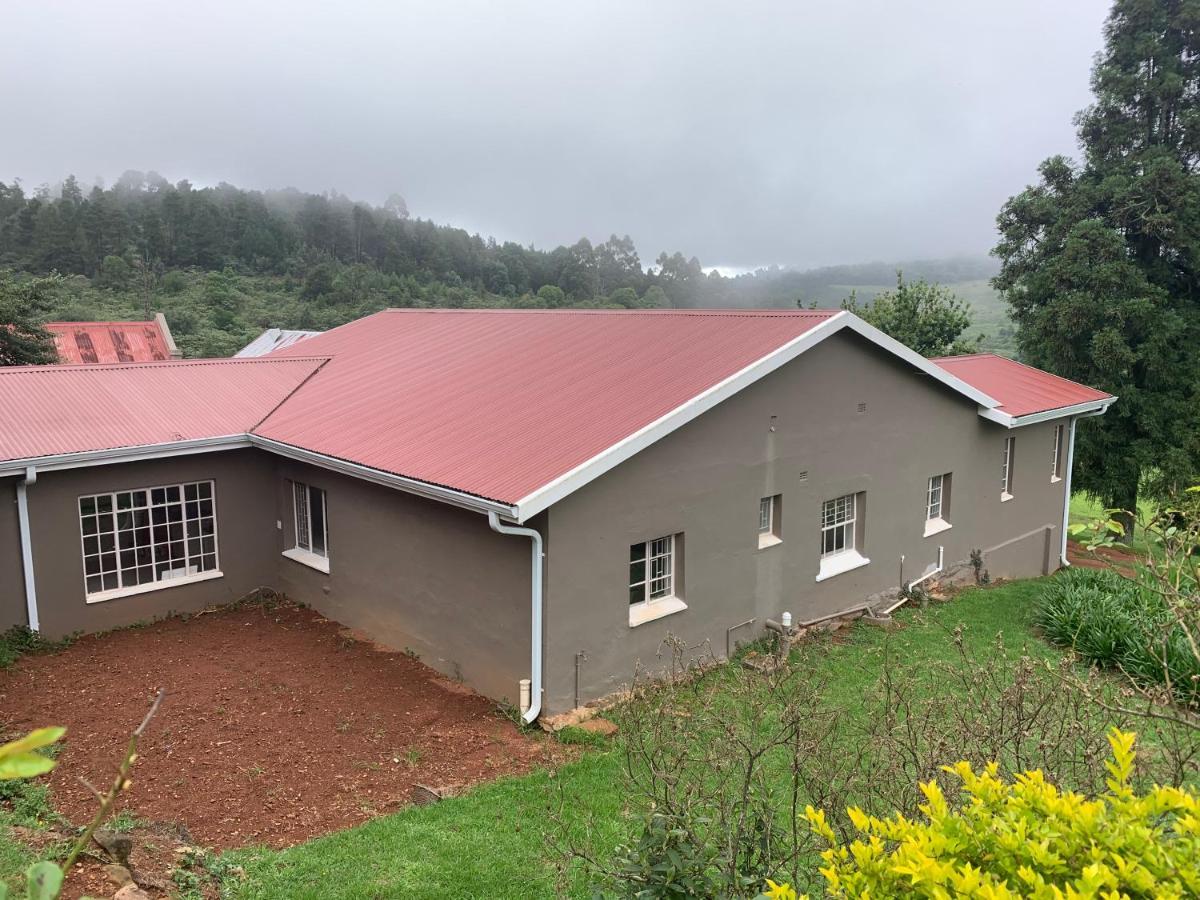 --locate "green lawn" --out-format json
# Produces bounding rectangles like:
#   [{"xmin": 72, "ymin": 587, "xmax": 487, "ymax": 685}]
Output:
[
  {"xmin": 0, "ymin": 578, "xmax": 1155, "ymax": 898},
  {"xmin": 222, "ymin": 580, "xmax": 1059, "ymax": 900},
  {"xmin": 1068, "ymin": 492, "xmax": 1160, "ymax": 556}
]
